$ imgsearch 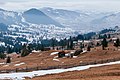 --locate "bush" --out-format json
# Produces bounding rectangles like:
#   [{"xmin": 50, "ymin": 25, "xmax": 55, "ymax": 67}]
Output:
[
  {"xmin": 0, "ymin": 53, "xmax": 6, "ymax": 59},
  {"xmin": 74, "ymin": 49, "xmax": 83, "ymax": 56},
  {"xmin": 58, "ymin": 51, "xmax": 65, "ymax": 58}
]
